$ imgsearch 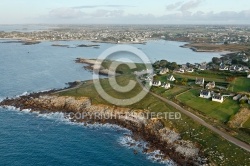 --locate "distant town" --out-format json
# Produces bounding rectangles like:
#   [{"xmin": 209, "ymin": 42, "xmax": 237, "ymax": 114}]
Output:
[{"xmin": 1, "ymin": 25, "xmax": 250, "ymax": 45}]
